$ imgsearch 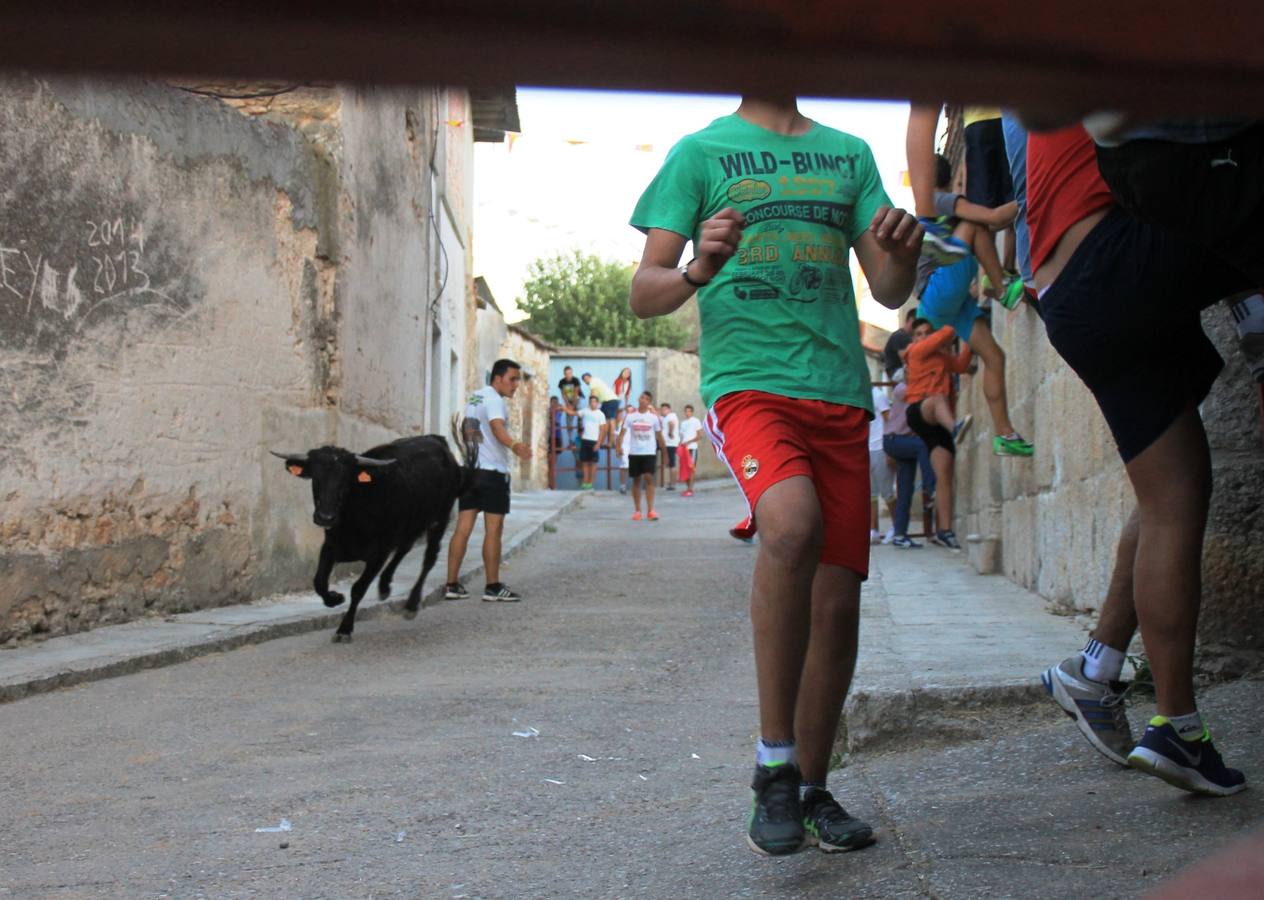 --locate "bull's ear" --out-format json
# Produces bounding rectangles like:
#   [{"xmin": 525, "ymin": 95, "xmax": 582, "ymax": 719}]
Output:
[
  {"xmin": 357, "ymin": 470, "xmax": 373, "ymax": 484},
  {"xmin": 285, "ymin": 460, "xmax": 311, "ymax": 478}
]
